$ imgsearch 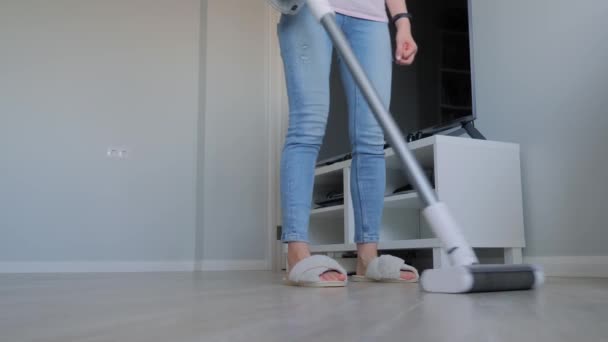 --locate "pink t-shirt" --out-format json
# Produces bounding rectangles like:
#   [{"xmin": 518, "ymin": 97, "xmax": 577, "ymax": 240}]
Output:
[{"xmin": 330, "ymin": 0, "xmax": 388, "ymax": 22}]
